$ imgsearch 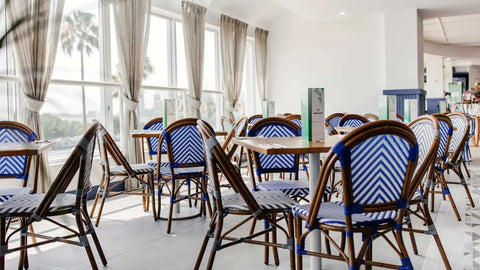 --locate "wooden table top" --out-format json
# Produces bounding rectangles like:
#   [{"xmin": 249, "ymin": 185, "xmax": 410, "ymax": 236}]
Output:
[
  {"xmin": 131, "ymin": 129, "xmax": 228, "ymax": 138},
  {"xmin": 0, "ymin": 140, "xmax": 56, "ymax": 156},
  {"xmin": 232, "ymin": 136, "xmax": 343, "ymax": 155}
]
